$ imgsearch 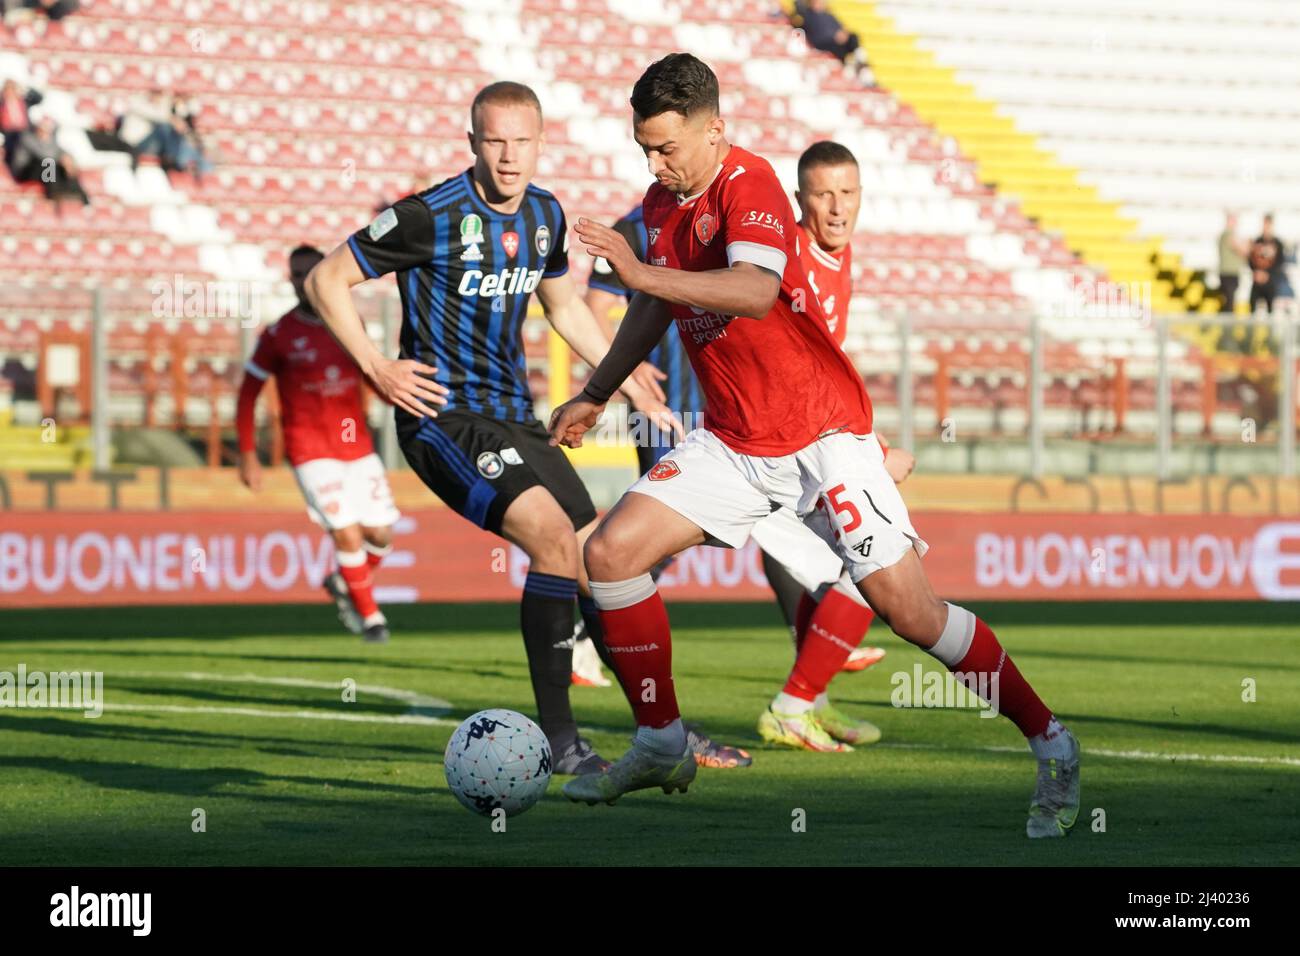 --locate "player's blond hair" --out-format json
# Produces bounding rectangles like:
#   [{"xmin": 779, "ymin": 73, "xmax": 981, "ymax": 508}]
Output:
[{"xmin": 470, "ymin": 82, "xmax": 543, "ymax": 134}]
